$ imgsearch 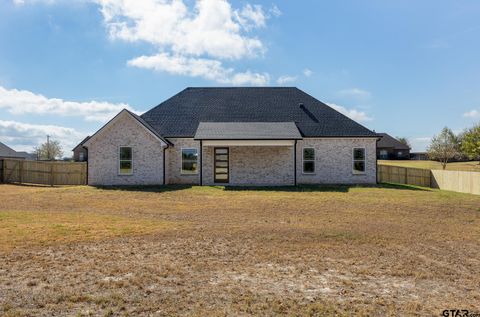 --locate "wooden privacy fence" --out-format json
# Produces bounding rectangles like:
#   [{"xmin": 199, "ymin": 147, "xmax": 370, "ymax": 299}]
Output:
[
  {"xmin": 377, "ymin": 165, "xmax": 431, "ymax": 187},
  {"xmin": 378, "ymin": 164, "xmax": 480, "ymax": 195},
  {"xmin": 0, "ymin": 159, "xmax": 87, "ymax": 186}
]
